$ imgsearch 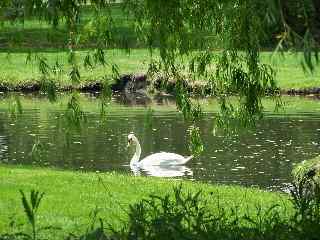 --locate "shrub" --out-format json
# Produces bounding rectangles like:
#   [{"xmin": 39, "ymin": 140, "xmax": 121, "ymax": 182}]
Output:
[{"xmin": 2, "ymin": 182, "xmax": 320, "ymax": 239}]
